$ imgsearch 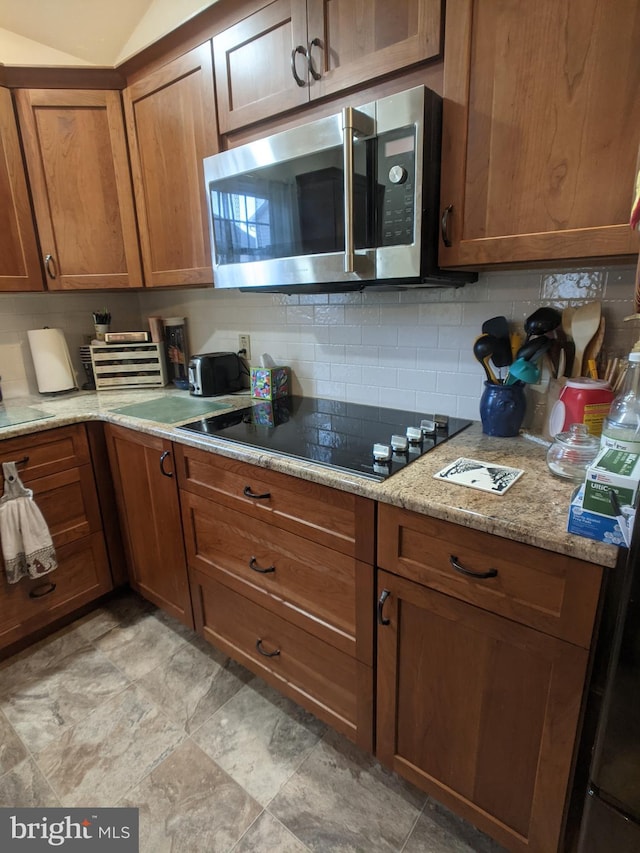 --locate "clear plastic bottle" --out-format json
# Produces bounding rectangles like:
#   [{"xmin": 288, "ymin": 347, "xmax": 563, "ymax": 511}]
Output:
[{"xmin": 600, "ymin": 352, "xmax": 640, "ymax": 453}]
